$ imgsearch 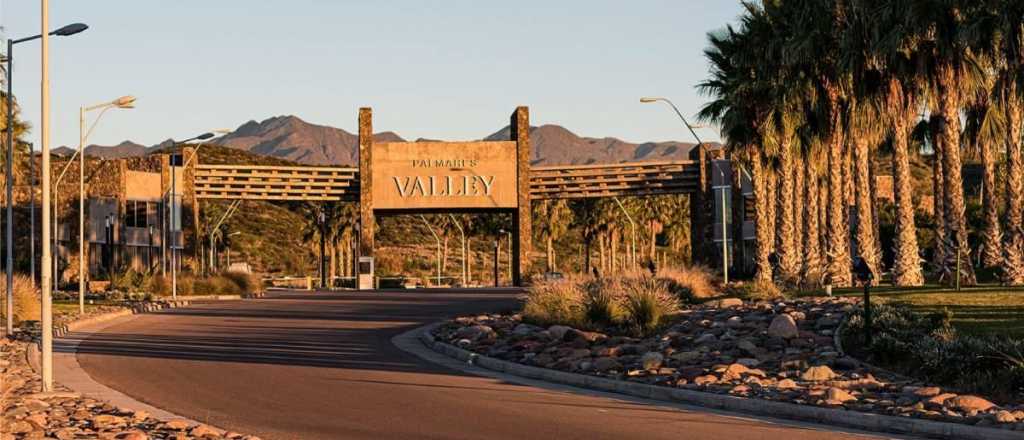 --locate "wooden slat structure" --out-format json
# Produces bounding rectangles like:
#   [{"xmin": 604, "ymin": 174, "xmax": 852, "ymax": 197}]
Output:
[
  {"xmin": 194, "ymin": 164, "xmax": 360, "ymax": 201},
  {"xmin": 194, "ymin": 160, "xmax": 700, "ymax": 201},
  {"xmin": 529, "ymin": 160, "xmax": 699, "ymax": 200}
]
